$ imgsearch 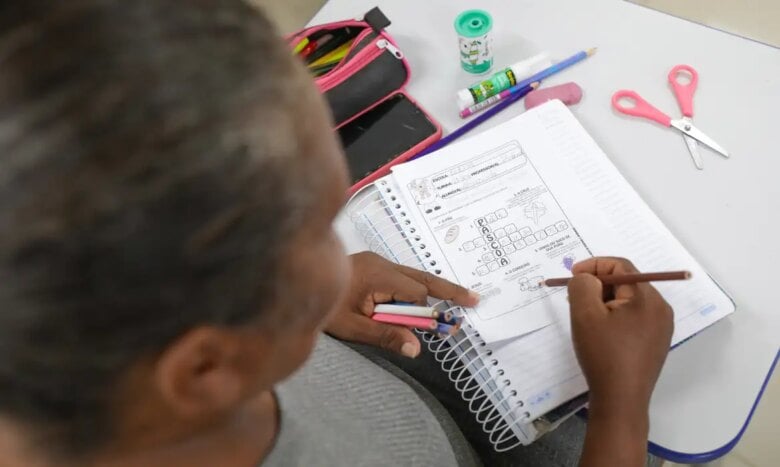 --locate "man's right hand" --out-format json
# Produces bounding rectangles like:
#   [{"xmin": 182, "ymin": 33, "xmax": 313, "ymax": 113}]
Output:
[{"xmin": 567, "ymin": 257, "xmax": 674, "ymax": 467}]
